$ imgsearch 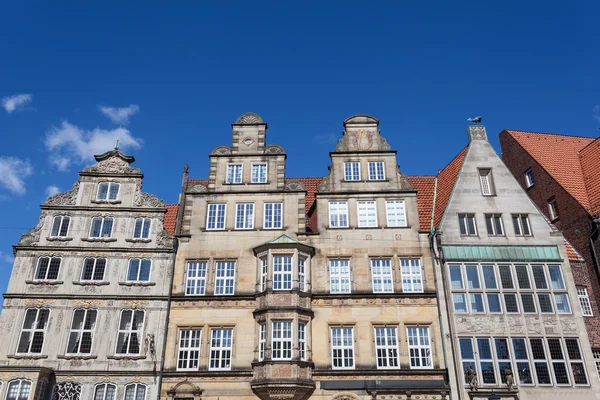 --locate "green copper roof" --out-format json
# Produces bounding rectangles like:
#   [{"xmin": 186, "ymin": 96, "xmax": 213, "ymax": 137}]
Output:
[
  {"xmin": 442, "ymin": 245, "xmax": 562, "ymax": 262},
  {"xmin": 266, "ymin": 234, "xmax": 302, "ymax": 244}
]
